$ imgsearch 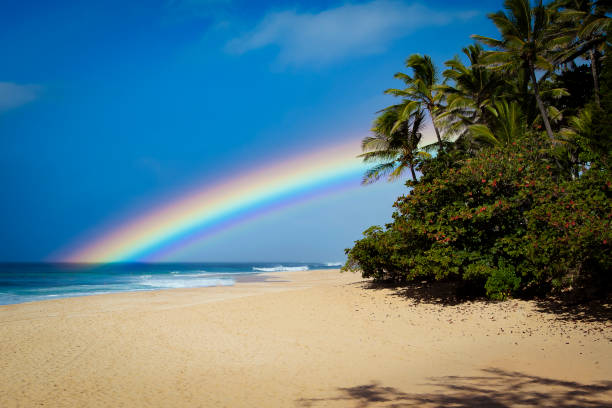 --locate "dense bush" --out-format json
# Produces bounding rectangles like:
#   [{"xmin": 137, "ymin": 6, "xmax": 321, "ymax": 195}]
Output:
[{"xmin": 344, "ymin": 136, "xmax": 611, "ymax": 298}]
